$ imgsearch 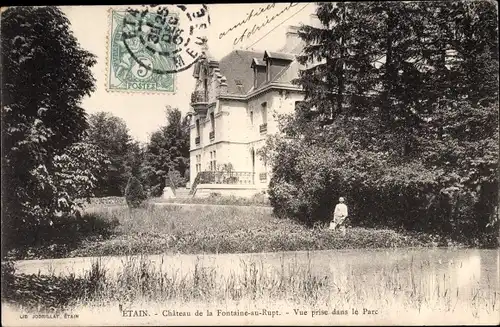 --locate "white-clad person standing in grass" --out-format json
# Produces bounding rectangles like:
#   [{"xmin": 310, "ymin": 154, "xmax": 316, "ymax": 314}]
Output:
[{"xmin": 330, "ymin": 197, "xmax": 348, "ymax": 235}]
